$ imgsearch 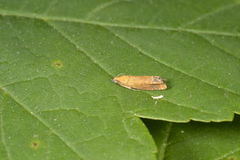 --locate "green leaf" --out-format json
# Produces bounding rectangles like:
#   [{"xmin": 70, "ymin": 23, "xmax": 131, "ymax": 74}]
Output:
[
  {"xmin": 0, "ymin": 90, "xmax": 156, "ymax": 160},
  {"xmin": 144, "ymin": 117, "xmax": 240, "ymax": 160},
  {"xmin": 0, "ymin": 0, "xmax": 240, "ymax": 159}
]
